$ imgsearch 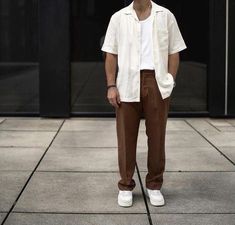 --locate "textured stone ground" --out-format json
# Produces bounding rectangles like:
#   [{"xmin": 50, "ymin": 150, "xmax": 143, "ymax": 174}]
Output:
[{"xmin": 0, "ymin": 117, "xmax": 234, "ymax": 225}]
